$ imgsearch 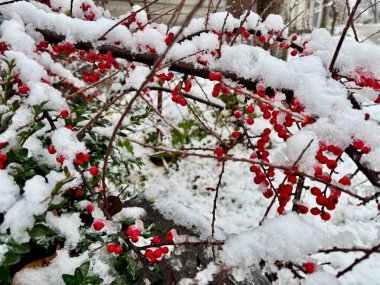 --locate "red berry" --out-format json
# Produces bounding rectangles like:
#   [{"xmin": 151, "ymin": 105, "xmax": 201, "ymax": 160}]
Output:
[
  {"xmin": 0, "ymin": 142, "xmax": 5, "ymax": 148},
  {"xmin": 48, "ymin": 145, "xmax": 56, "ymax": 154},
  {"xmin": 60, "ymin": 109, "xmax": 69, "ymax": 118},
  {"xmin": 320, "ymin": 211, "xmax": 331, "ymax": 221},
  {"xmin": 89, "ymin": 166, "xmax": 99, "ymax": 176},
  {"xmin": 338, "ymin": 176, "xmax": 351, "ymax": 186},
  {"xmin": 310, "ymin": 207, "xmax": 321, "ymax": 215},
  {"xmin": 93, "ymin": 221, "xmax": 104, "ymax": 231},
  {"xmin": 161, "ymin": 246, "xmax": 169, "ymax": 254},
  {"xmin": 125, "ymin": 227, "xmax": 133, "ymax": 236},
  {"xmin": 232, "ymin": 131, "xmax": 240, "ymax": 138},
  {"xmin": 291, "ymin": 34, "xmax": 298, "ymax": 41},
  {"xmin": 246, "ymin": 105, "xmax": 254, "ymax": 113},
  {"xmin": 352, "ymin": 140, "xmax": 364, "ymax": 150},
  {"xmin": 152, "ymin": 236, "xmax": 160, "ymax": 244},
  {"xmin": 145, "ymin": 249, "xmax": 154, "ymax": 258},
  {"xmin": 362, "ymin": 146, "xmax": 371, "ymax": 154},
  {"xmin": 131, "ymin": 235, "xmax": 139, "ymax": 243},
  {"xmin": 311, "ymin": 187, "xmax": 321, "ymax": 196},
  {"xmin": 208, "ymin": 72, "xmax": 222, "ymax": 81},
  {"xmin": 326, "ymin": 160, "xmax": 337, "ymax": 170},
  {"xmin": 154, "ymin": 248, "xmax": 162, "ymax": 258},
  {"xmin": 76, "ymin": 188, "xmax": 84, "ymax": 197},
  {"xmin": 246, "ymin": 118, "xmax": 254, "ymax": 125},
  {"xmin": 303, "ymin": 262, "xmax": 315, "ymax": 274},
  {"xmin": 107, "ymin": 244, "xmax": 115, "ymax": 253},
  {"xmin": 263, "ymin": 189, "xmax": 273, "ymax": 199},
  {"xmin": 263, "ymin": 128, "xmax": 271, "ymax": 136},
  {"xmin": 291, "ymin": 49, "xmax": 298, "ymax": 56},
  {"xmin": 56, "ymin": 155, "xmax": 64, "ymax": 164},
  {"xmin": 214, "ymin": 147, "xmax": 223, "ymax": 157},
  {"xmin": 298, "ymin": 205, "xmax": 309, "ymax": 214},
  {"xmin": 166, "ymin": 231, "xmax": 174, "ymax": 242},
  {"xmin": 114, "ymin": 245, "xmax": 122, "ymax": 254},
  {"xmin": 0, "ymin": 153, "xmax": 7, "ymax": 164},
  {"xmin": 316, "ymin": 195, "xmax": 327, "ymax": 206},
  {"xmin": 325, "ymin": 202, "xmax": 336, "ymax": 211},
  {"xmin": 234, "ymin": 111, "xmax": 242, "ymax": 119},
  {"xmin": 86, "ymin": 204, "xmax": 94, "ymax": 214}
]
